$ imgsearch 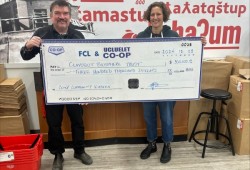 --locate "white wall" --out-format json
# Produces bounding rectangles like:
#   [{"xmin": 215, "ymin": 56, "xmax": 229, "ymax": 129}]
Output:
[{"xmin": 5, "ymin": 63, "xmax": 40, "ymax": 130}]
